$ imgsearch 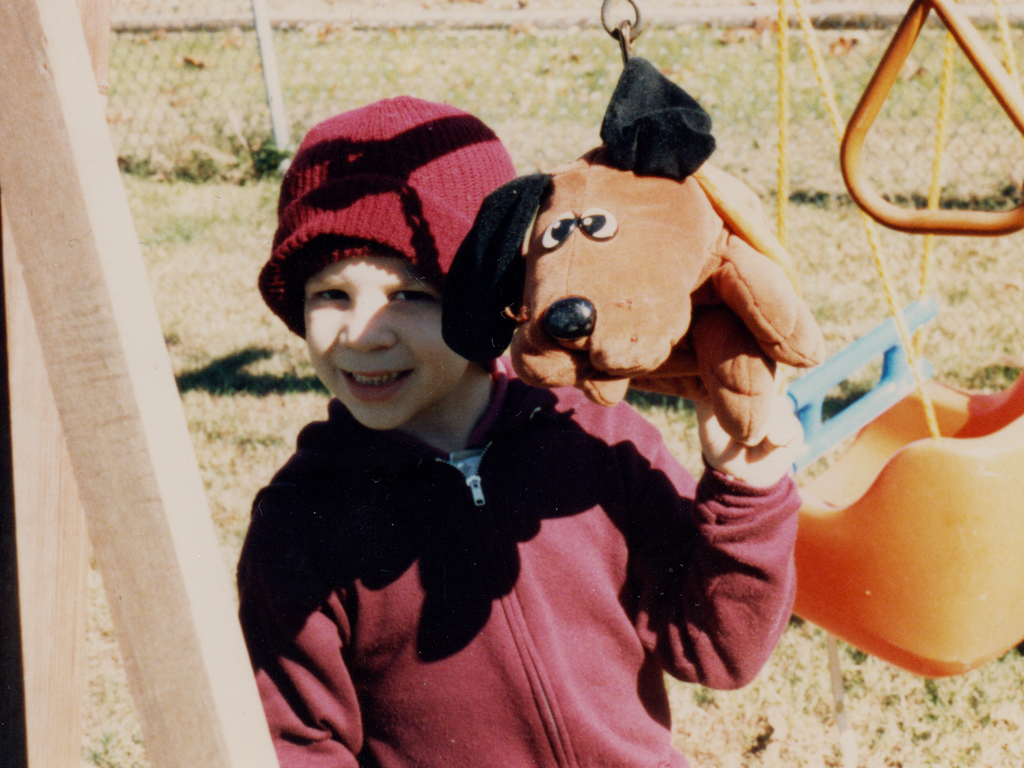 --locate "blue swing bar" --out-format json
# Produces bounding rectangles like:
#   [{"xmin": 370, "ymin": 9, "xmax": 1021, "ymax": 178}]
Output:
[{"xmin": 787, "ymin": 297, "xmax": 938, "ymax": 471}]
